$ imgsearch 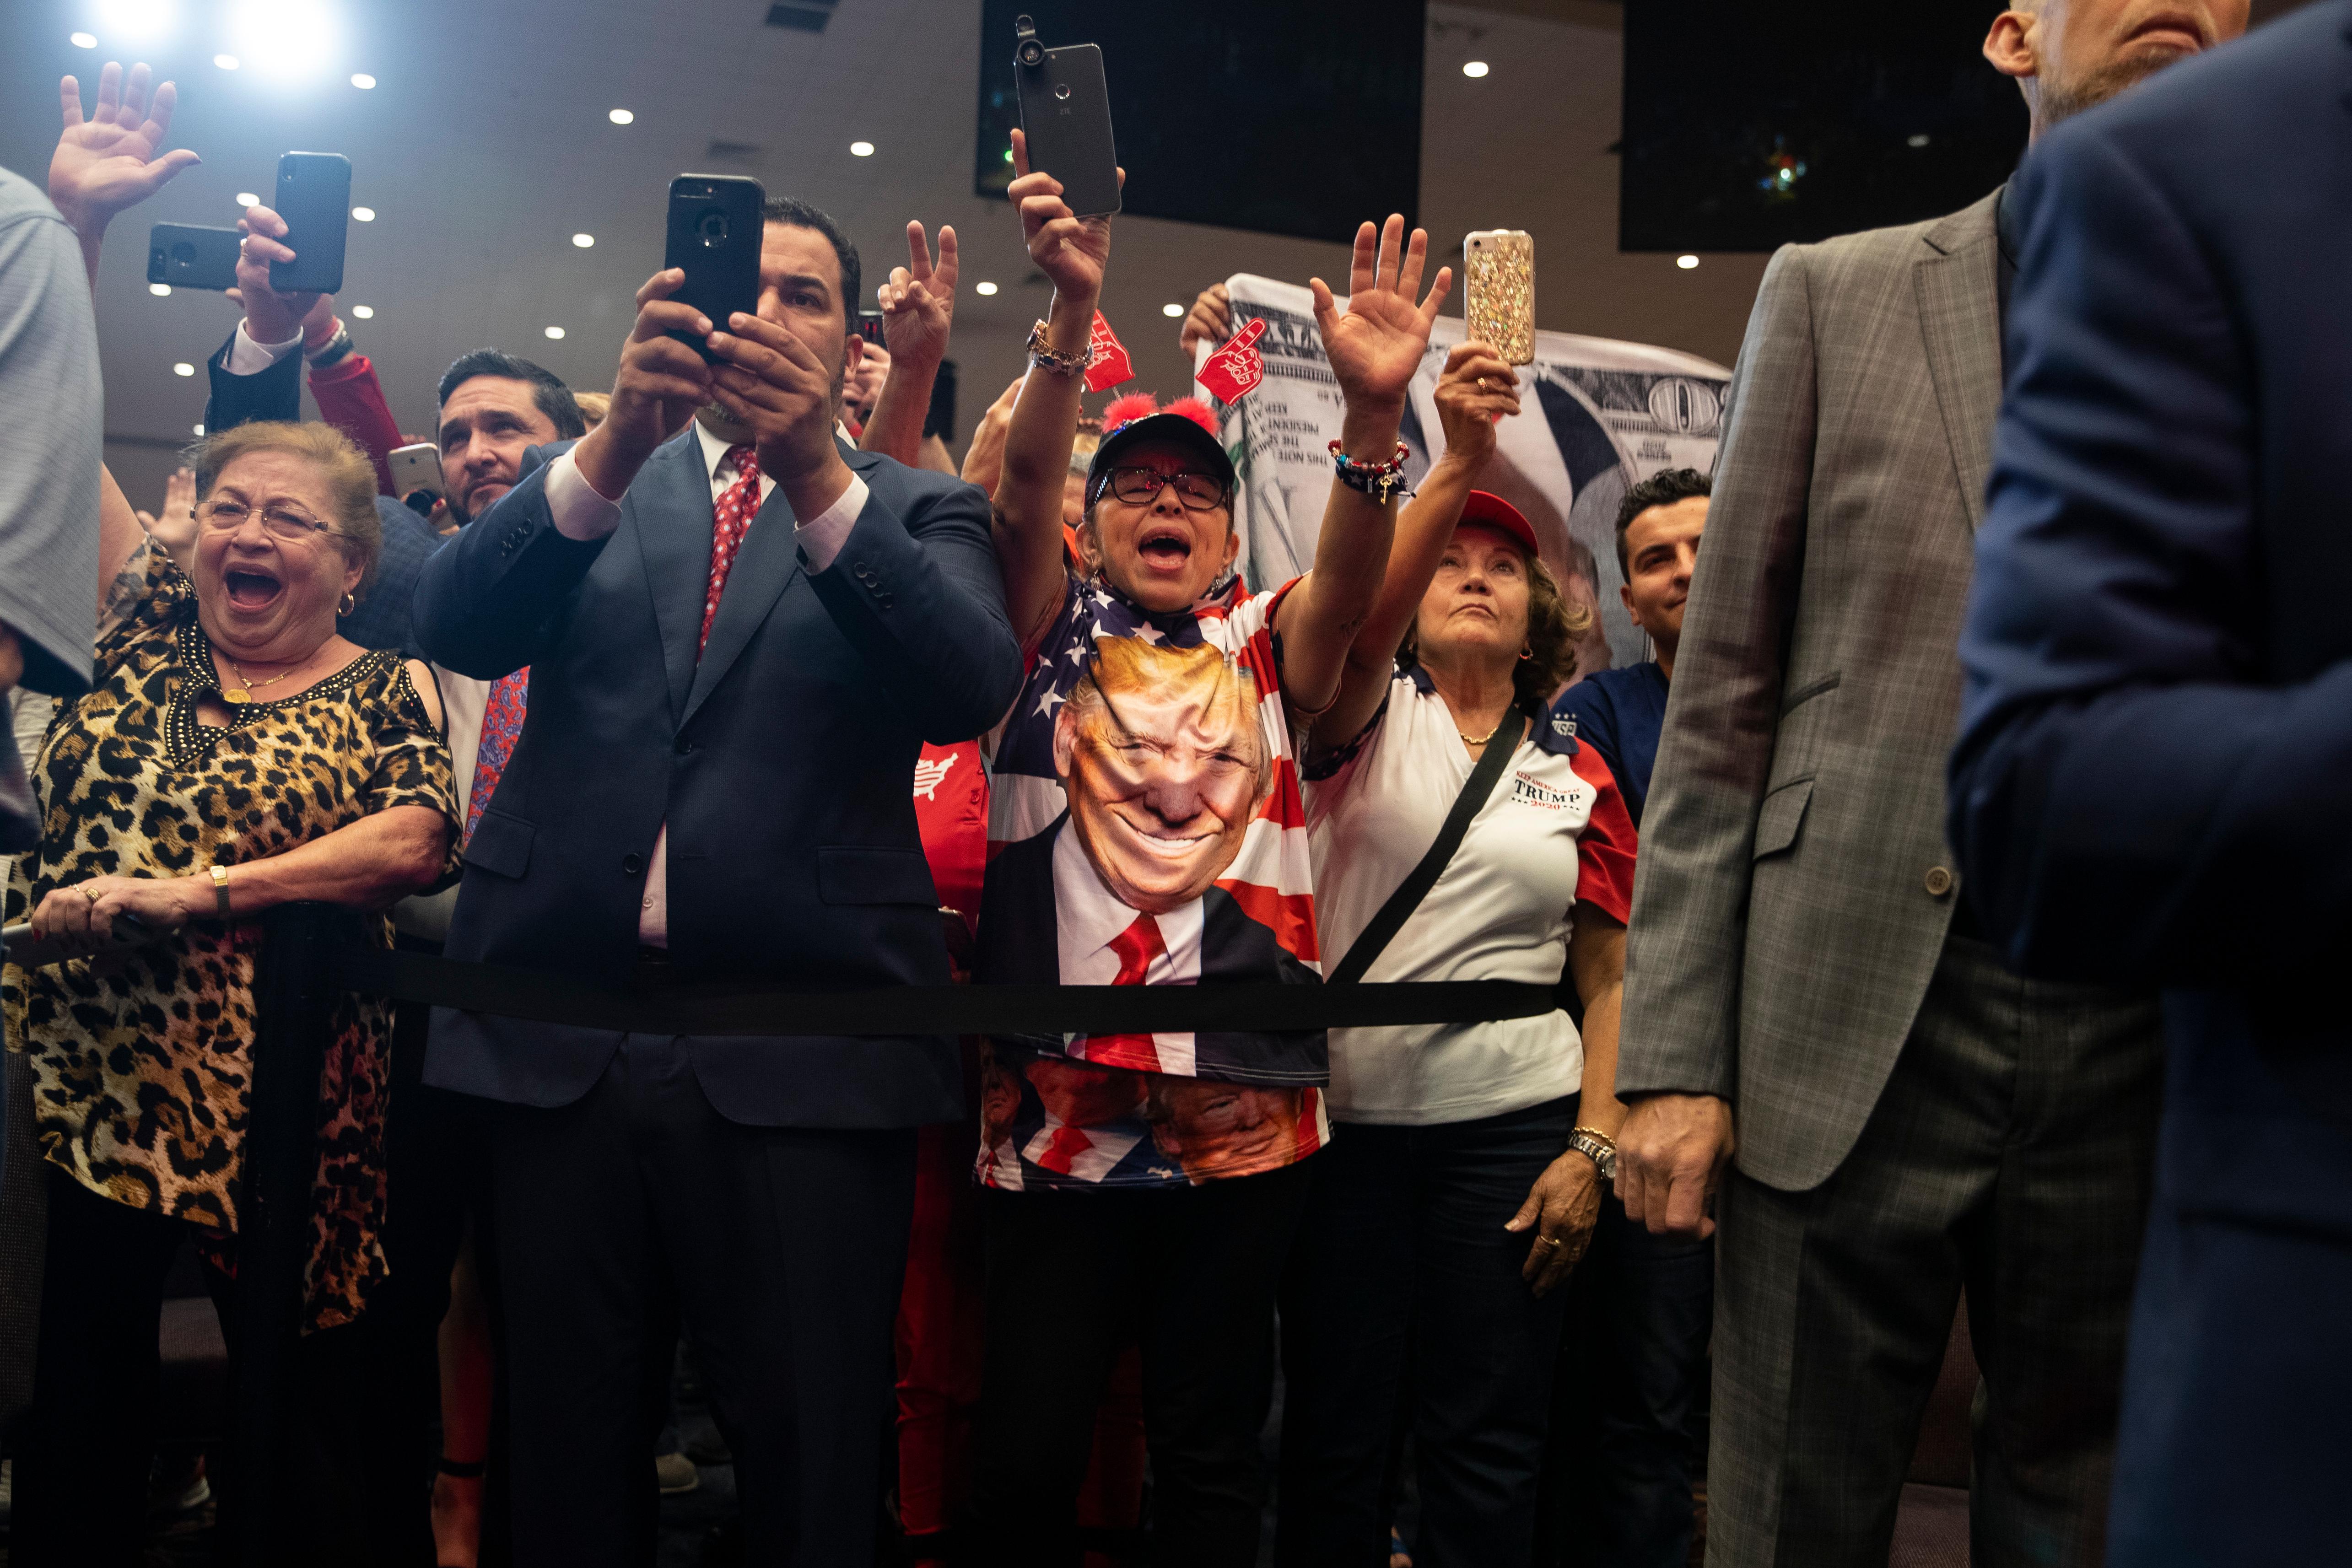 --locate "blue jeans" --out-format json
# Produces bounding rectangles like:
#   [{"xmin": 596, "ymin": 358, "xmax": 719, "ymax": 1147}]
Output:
[
  {"xmin": 1538, "ymin": 1191, "xmax": 1715, "ymax": 1568},
  {"xmin": 1275, "ymin": 1095, "xmax": 1579, "ymax": 1568}
]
